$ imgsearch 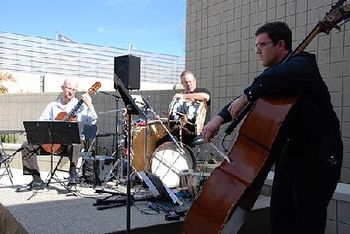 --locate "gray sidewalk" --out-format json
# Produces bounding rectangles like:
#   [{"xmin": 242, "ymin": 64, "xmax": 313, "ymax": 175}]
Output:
[{"xmin": 0, "ymin": 168, "xmax": 182, "ymax": 234}]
